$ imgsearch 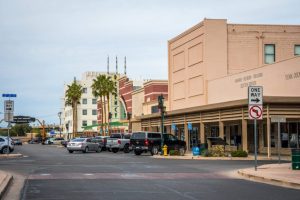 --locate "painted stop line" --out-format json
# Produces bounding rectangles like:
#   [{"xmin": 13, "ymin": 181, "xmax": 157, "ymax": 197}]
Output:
[{"xmin": 249, "ymin": 105, "xmax": 263, "ymax": 120}]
